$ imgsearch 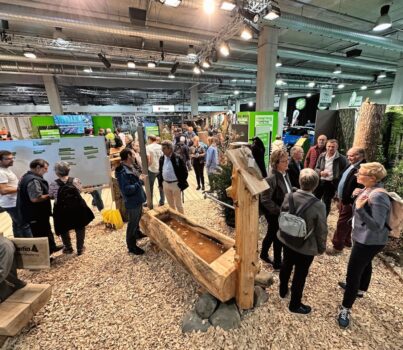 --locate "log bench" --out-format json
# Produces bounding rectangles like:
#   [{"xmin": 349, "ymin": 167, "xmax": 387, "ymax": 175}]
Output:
[{"xmin": 0, "ymin": 284, "xmax": 52, "ymax": 337}]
